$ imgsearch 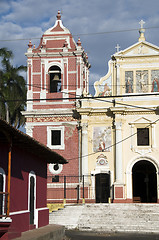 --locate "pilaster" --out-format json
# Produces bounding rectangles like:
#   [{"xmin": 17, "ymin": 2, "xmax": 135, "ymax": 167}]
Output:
[{"xmin": 82, "ymin": 123, "xmax": 88, "ymax": 178}]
